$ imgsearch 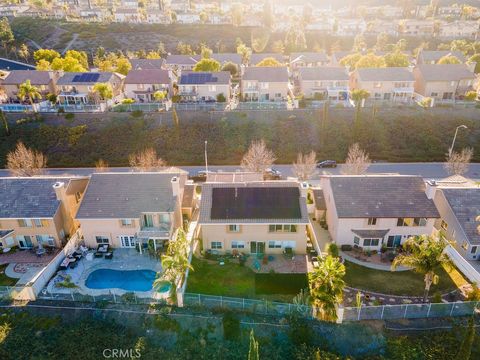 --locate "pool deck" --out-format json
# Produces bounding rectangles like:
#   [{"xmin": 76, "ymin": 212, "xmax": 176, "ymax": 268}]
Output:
[{"xmin": 45, "ymin": 249, "xmax": 163, "ymax": 298}]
